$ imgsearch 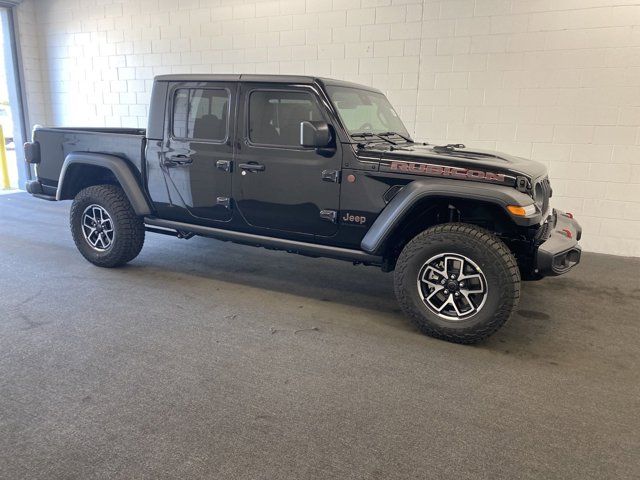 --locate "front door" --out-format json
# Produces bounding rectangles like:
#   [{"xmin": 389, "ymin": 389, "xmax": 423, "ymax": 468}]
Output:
[
  {"xmin": 159, "ymin": 82, "xmax": 235, "ymax": 223},
  {"xmin": 234, "ymin": 84, "xmax": 341, "ymax": 238}
]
